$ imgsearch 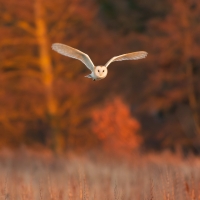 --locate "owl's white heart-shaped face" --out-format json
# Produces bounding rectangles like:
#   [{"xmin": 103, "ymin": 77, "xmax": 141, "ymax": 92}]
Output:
[{"xmin": 94, "ymin": 66, "xmax": 108, "ymax": 78}]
